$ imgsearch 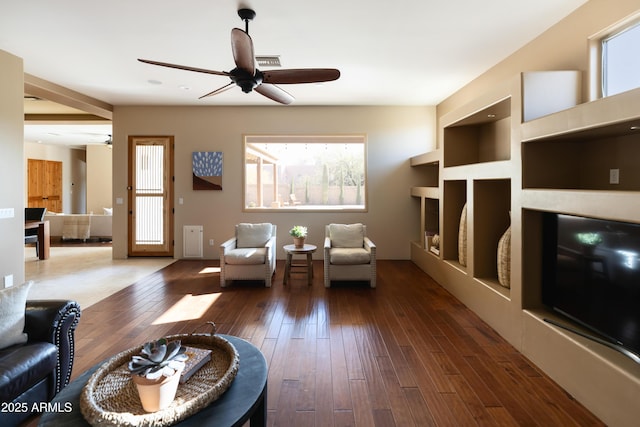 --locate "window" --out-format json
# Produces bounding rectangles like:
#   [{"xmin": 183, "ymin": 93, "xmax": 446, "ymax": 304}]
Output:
[
  {"xmin": 601, "ymin": 21, "xmax": 640, "ymax": 97},
  {"xmin": 244, "ymin": 135, "xmax": 367, "ymax": 211}
]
